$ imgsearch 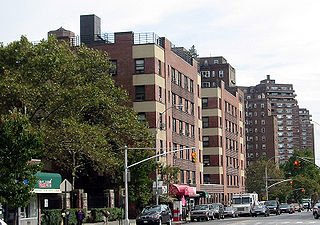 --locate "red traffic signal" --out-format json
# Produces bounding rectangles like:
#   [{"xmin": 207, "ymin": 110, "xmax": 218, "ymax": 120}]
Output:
[
  {"xmin": 301, "ymin": 189, "xmax": 305, "ymax": 193},
  {"xmin": 290, "ymin": 180, "xmax": 293, "ymax": 184},
  {"xmin": 191, "ymin": 152, "xmax": 197, "ymax": 163},
  {"xmin": 294, "ymin": 160, "xmax": 301, "ymax": 169}
]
